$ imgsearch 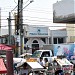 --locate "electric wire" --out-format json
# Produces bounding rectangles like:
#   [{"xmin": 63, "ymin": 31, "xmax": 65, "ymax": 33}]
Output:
[
  {"xmin": 1, "ymin": 9, "xmax": 52, "ymax": 14},
  {"xmin": 24, "ymin": 19, "xmax": 52, "ymax": 22},
  {"xmin": 23, "ymin": 0, "xmax": 30, "ymax": 5},
  {"xmin": 0, "ymin": 3, "xmax": 75, "ymax": 30},
  {"xmin": 14, "ymin": 0, "xmax": 17, "ymax": 4},
  {"xmin": 0, "ymin": 24, "xmax": 74, "ymax": 28},
  {"xmin": 11, "ymin": 5, "xmax": 18, "ymax": 13},
  {"xmin": 1, "ymin": 7, "xmax": 52, "ymax": 12}
]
